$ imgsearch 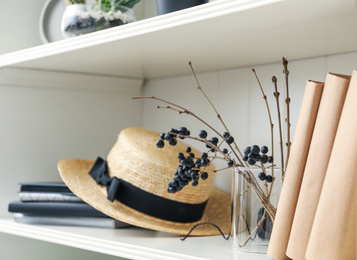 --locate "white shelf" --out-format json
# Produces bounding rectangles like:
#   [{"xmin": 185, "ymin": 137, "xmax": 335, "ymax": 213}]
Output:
[
  {"xmin": 0, "ymin": 0, "xmax": 356, "ymax": 85},
  {"xmin": 0, "ymin": 218, "xmax": 270, "ymax": 260}
]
